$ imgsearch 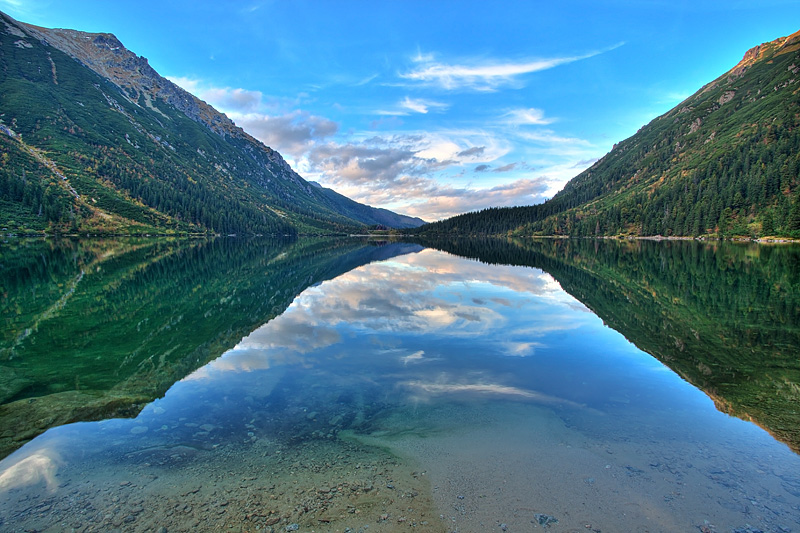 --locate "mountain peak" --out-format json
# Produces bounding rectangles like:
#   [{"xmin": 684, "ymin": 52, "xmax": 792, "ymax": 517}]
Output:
[
  {"xmin": 729, "ymin": 29, "xmax": 800, "ymax": 78},
  {"xmin": 0, "ymin": 10, "xmax": 423, "ymax": 234},
  {"xmin": 418, "ymin": 28, "xmax": 800, "ymax": 239},
  {"xmin": 16, "ymin": 18, "xmax": 262, "ymax": 146}
]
